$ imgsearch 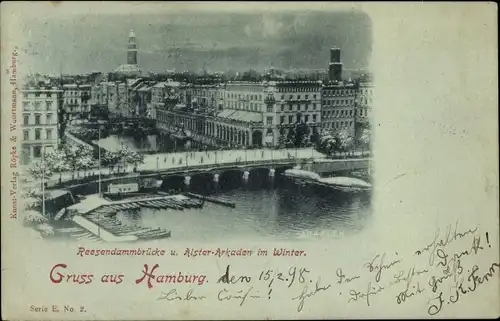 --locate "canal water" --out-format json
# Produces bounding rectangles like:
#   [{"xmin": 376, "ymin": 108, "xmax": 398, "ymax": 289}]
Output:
[
  {"xmin": 112, "ymin": 172, "xmax": 372, "ymax": 242},
  {"xmin": 93, "ymin": 134, "xmax": 372, "ymax": 242}
]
